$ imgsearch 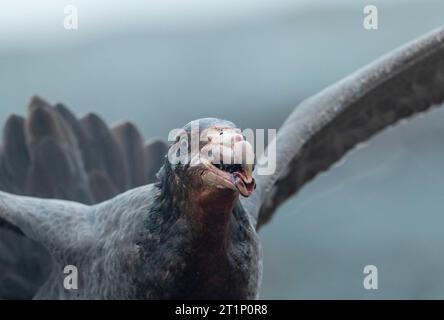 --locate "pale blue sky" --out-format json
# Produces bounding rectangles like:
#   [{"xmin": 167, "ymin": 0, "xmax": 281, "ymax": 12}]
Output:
[{"xmin": 0, "ymin": 0, "xmax": 400, "ymax": 51}]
